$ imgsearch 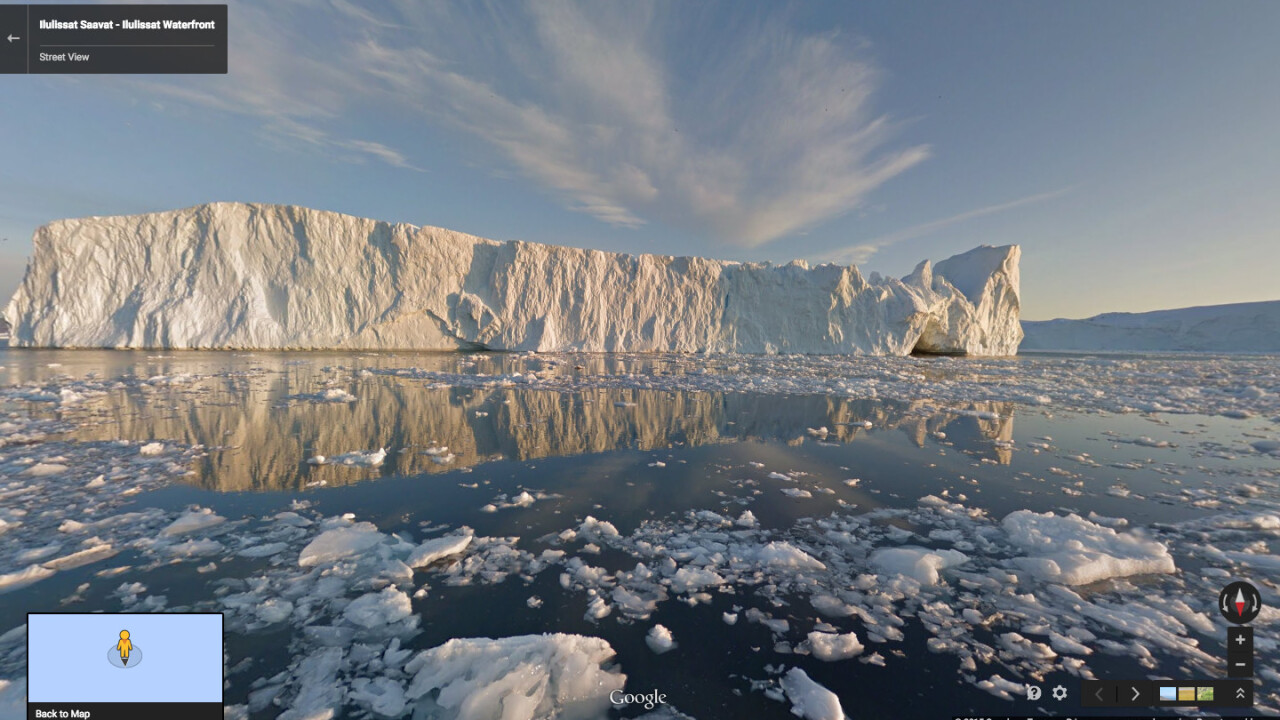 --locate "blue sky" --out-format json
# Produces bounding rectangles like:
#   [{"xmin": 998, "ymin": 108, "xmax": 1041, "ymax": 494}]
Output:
[{"xmin": 2, "ymin": 0, "xmax": 1277, "ymax": 320}]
